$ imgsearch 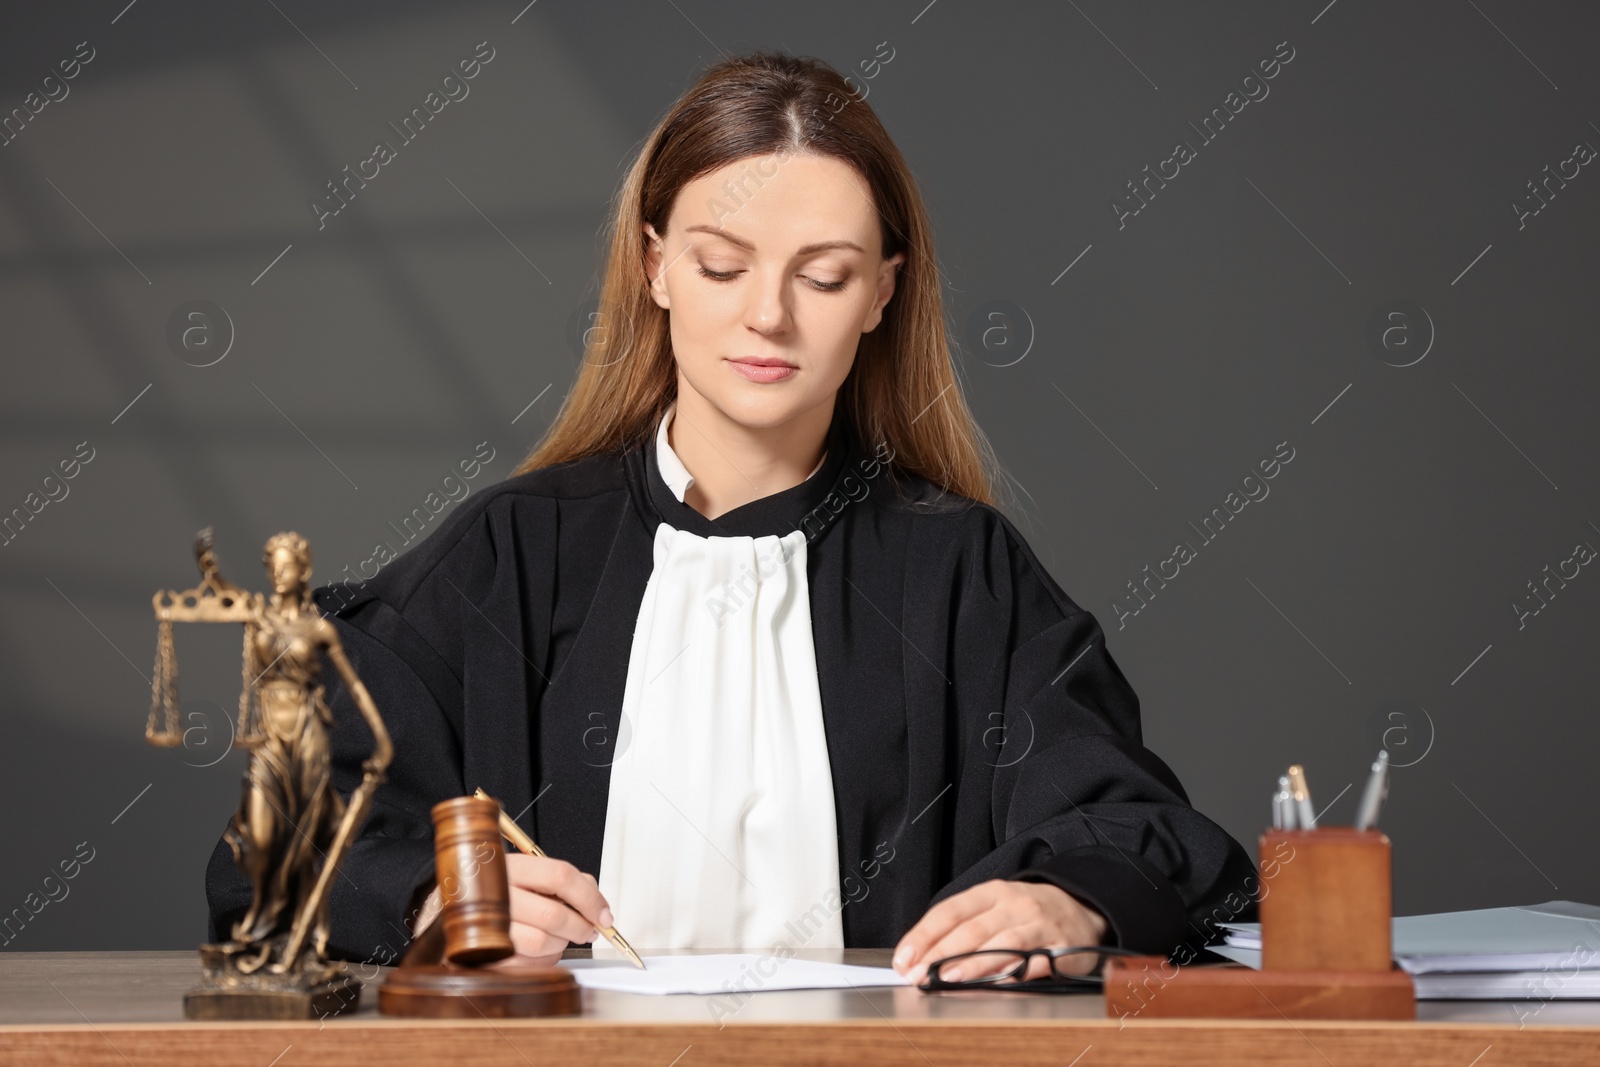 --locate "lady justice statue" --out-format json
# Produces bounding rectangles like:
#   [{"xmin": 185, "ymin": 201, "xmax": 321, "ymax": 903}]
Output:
[{"xmin": 148, "ymin": 528, "xmax": 393, "ymax": 1018}]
